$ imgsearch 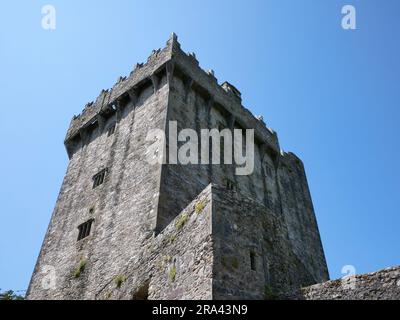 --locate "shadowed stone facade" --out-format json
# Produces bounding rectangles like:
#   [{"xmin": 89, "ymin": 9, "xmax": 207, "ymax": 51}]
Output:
[{"xmin": 27, "ymin": 34, "xmax": 330, "ymax": 300}]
